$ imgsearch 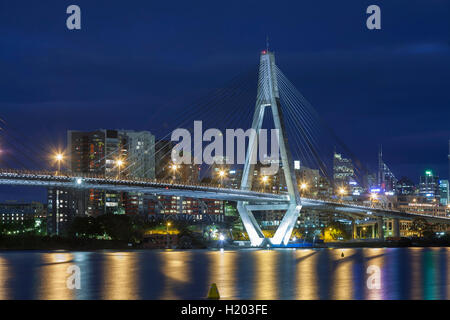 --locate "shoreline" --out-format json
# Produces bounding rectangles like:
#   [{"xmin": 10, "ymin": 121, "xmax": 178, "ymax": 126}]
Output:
[{"xmin": 2, "ymin": 235, "xmax": 450, "ymax": 251}]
